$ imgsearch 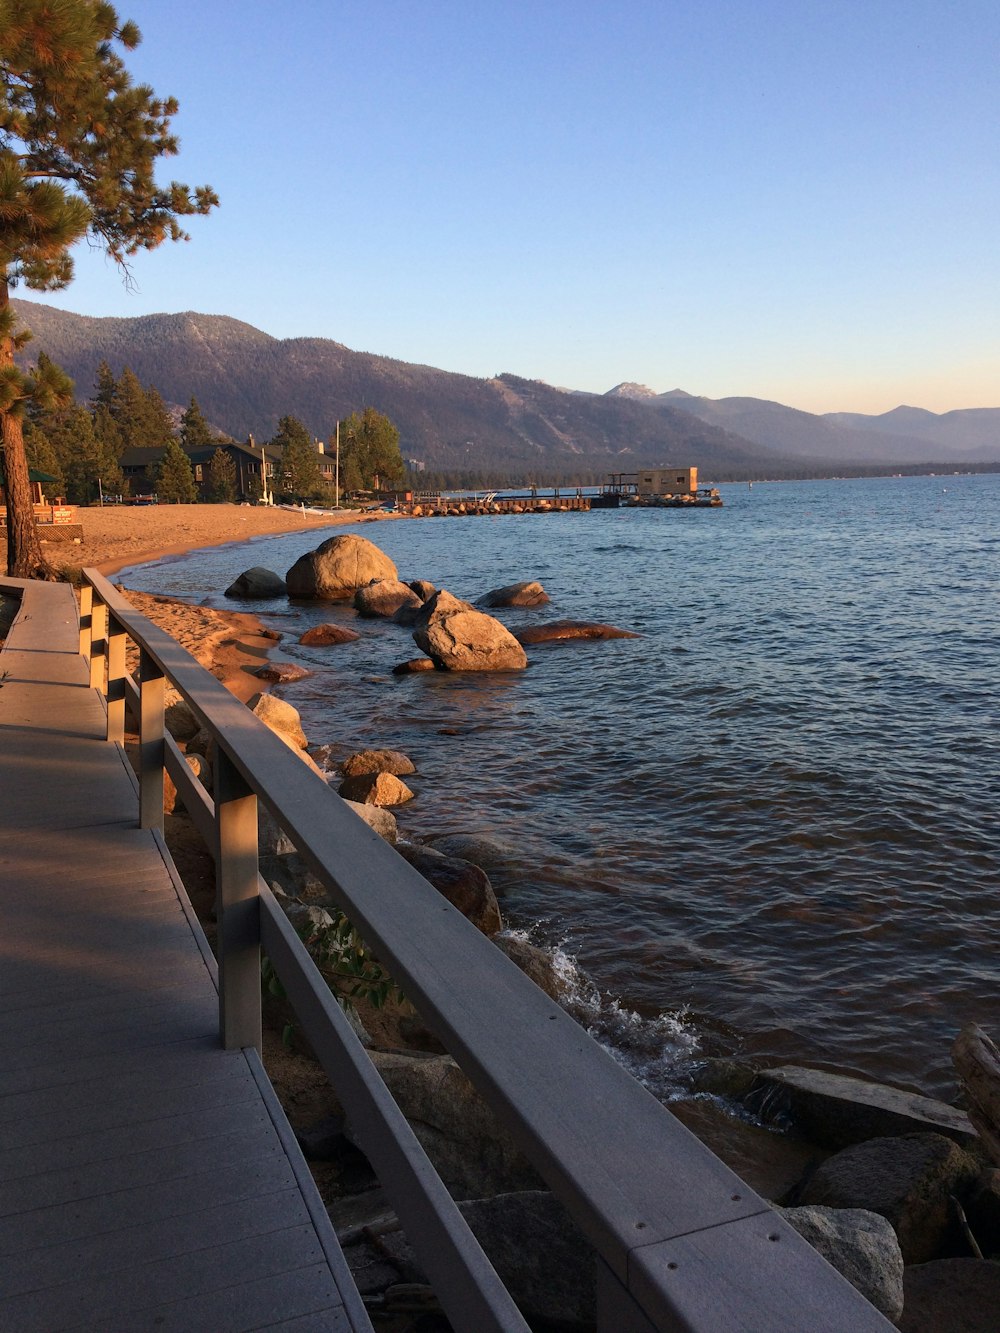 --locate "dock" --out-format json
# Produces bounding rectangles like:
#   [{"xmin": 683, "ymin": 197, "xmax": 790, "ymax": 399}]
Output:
[{"xmin": 0, "ymin": 578, "xmax": 370, "ymax": 1331}]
